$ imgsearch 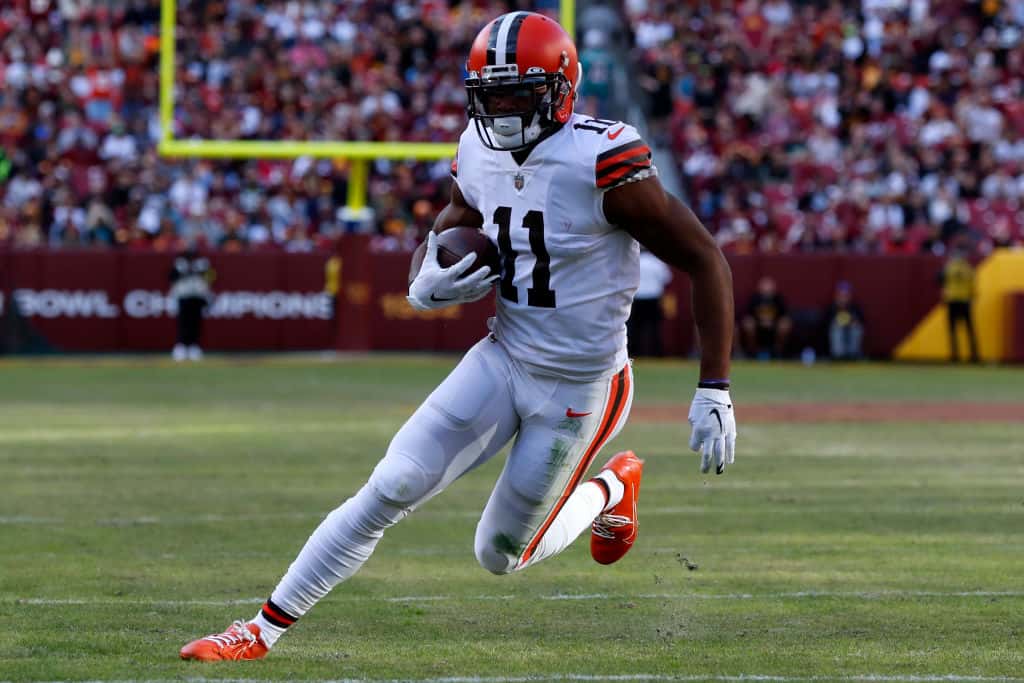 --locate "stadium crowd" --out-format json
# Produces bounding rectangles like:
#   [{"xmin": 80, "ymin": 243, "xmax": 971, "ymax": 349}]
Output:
[
  {"xmin": 0, "ymin": 0, "xmax": 1022, "ymax": 255},
  {"xmin": 629, "ymin": 0, "xmax": 1024, "ymax": 255},
  {"xmin": 0, "ymin": 0, "xmax": 542, "ymax": 251}
]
